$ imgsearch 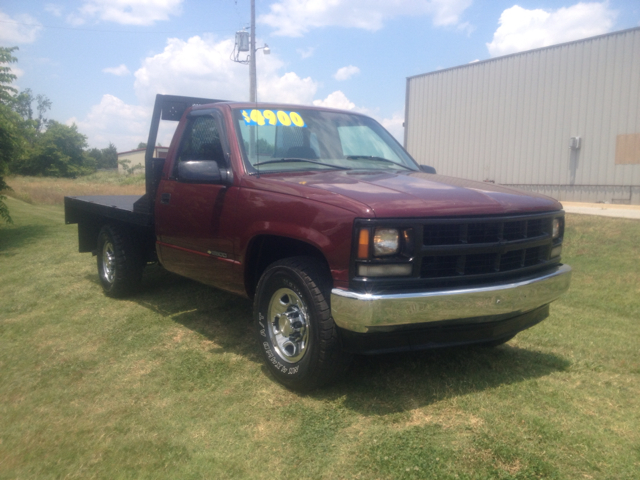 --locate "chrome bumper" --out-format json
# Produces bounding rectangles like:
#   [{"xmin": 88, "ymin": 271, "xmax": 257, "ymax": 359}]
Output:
[{"xmin": 331, "ymin": 265, "xmax": 572, "ymax": 333}]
